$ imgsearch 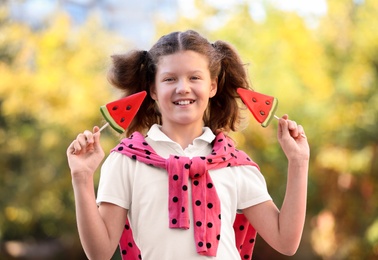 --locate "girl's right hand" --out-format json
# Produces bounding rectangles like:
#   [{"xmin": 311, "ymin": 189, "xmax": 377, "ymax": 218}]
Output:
[{"xmin": 66, "ymin": 126, "xmax": 105, "ymax": 181}]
